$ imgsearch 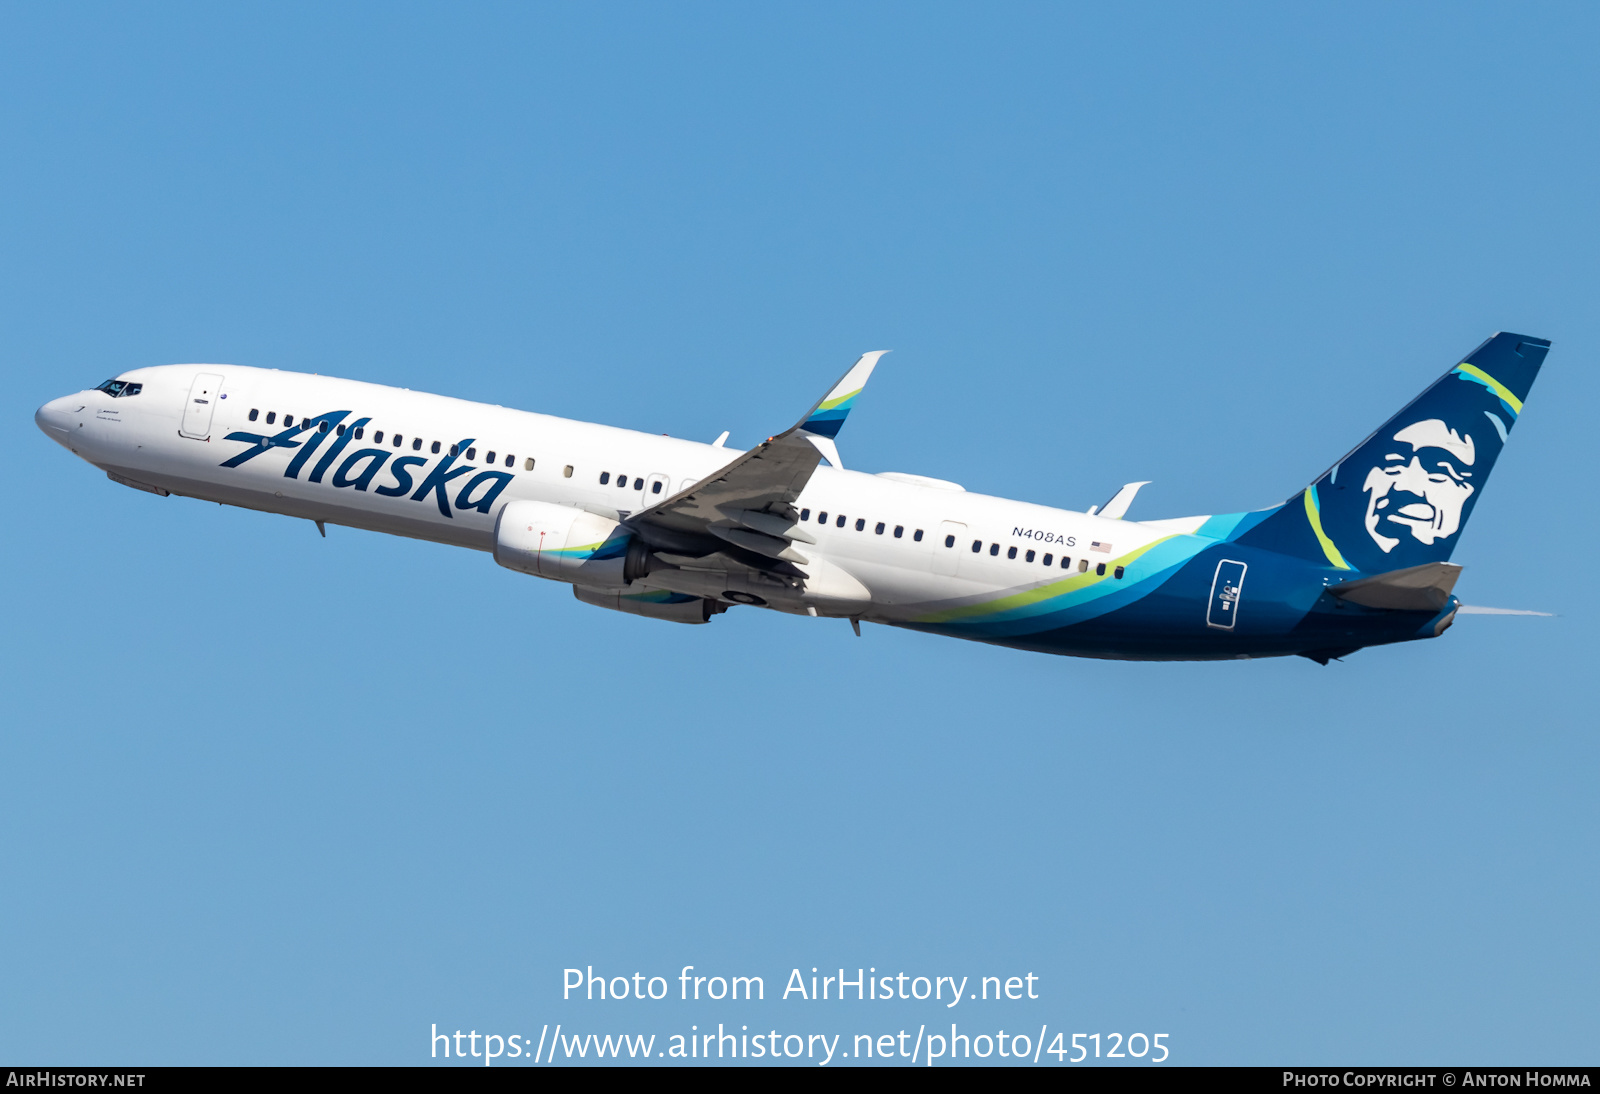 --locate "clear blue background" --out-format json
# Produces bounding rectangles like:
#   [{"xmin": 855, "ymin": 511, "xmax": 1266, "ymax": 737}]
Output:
[{"xmin": 2, "ymin": 1, "xmax": 1595, "ymax": 1066}]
